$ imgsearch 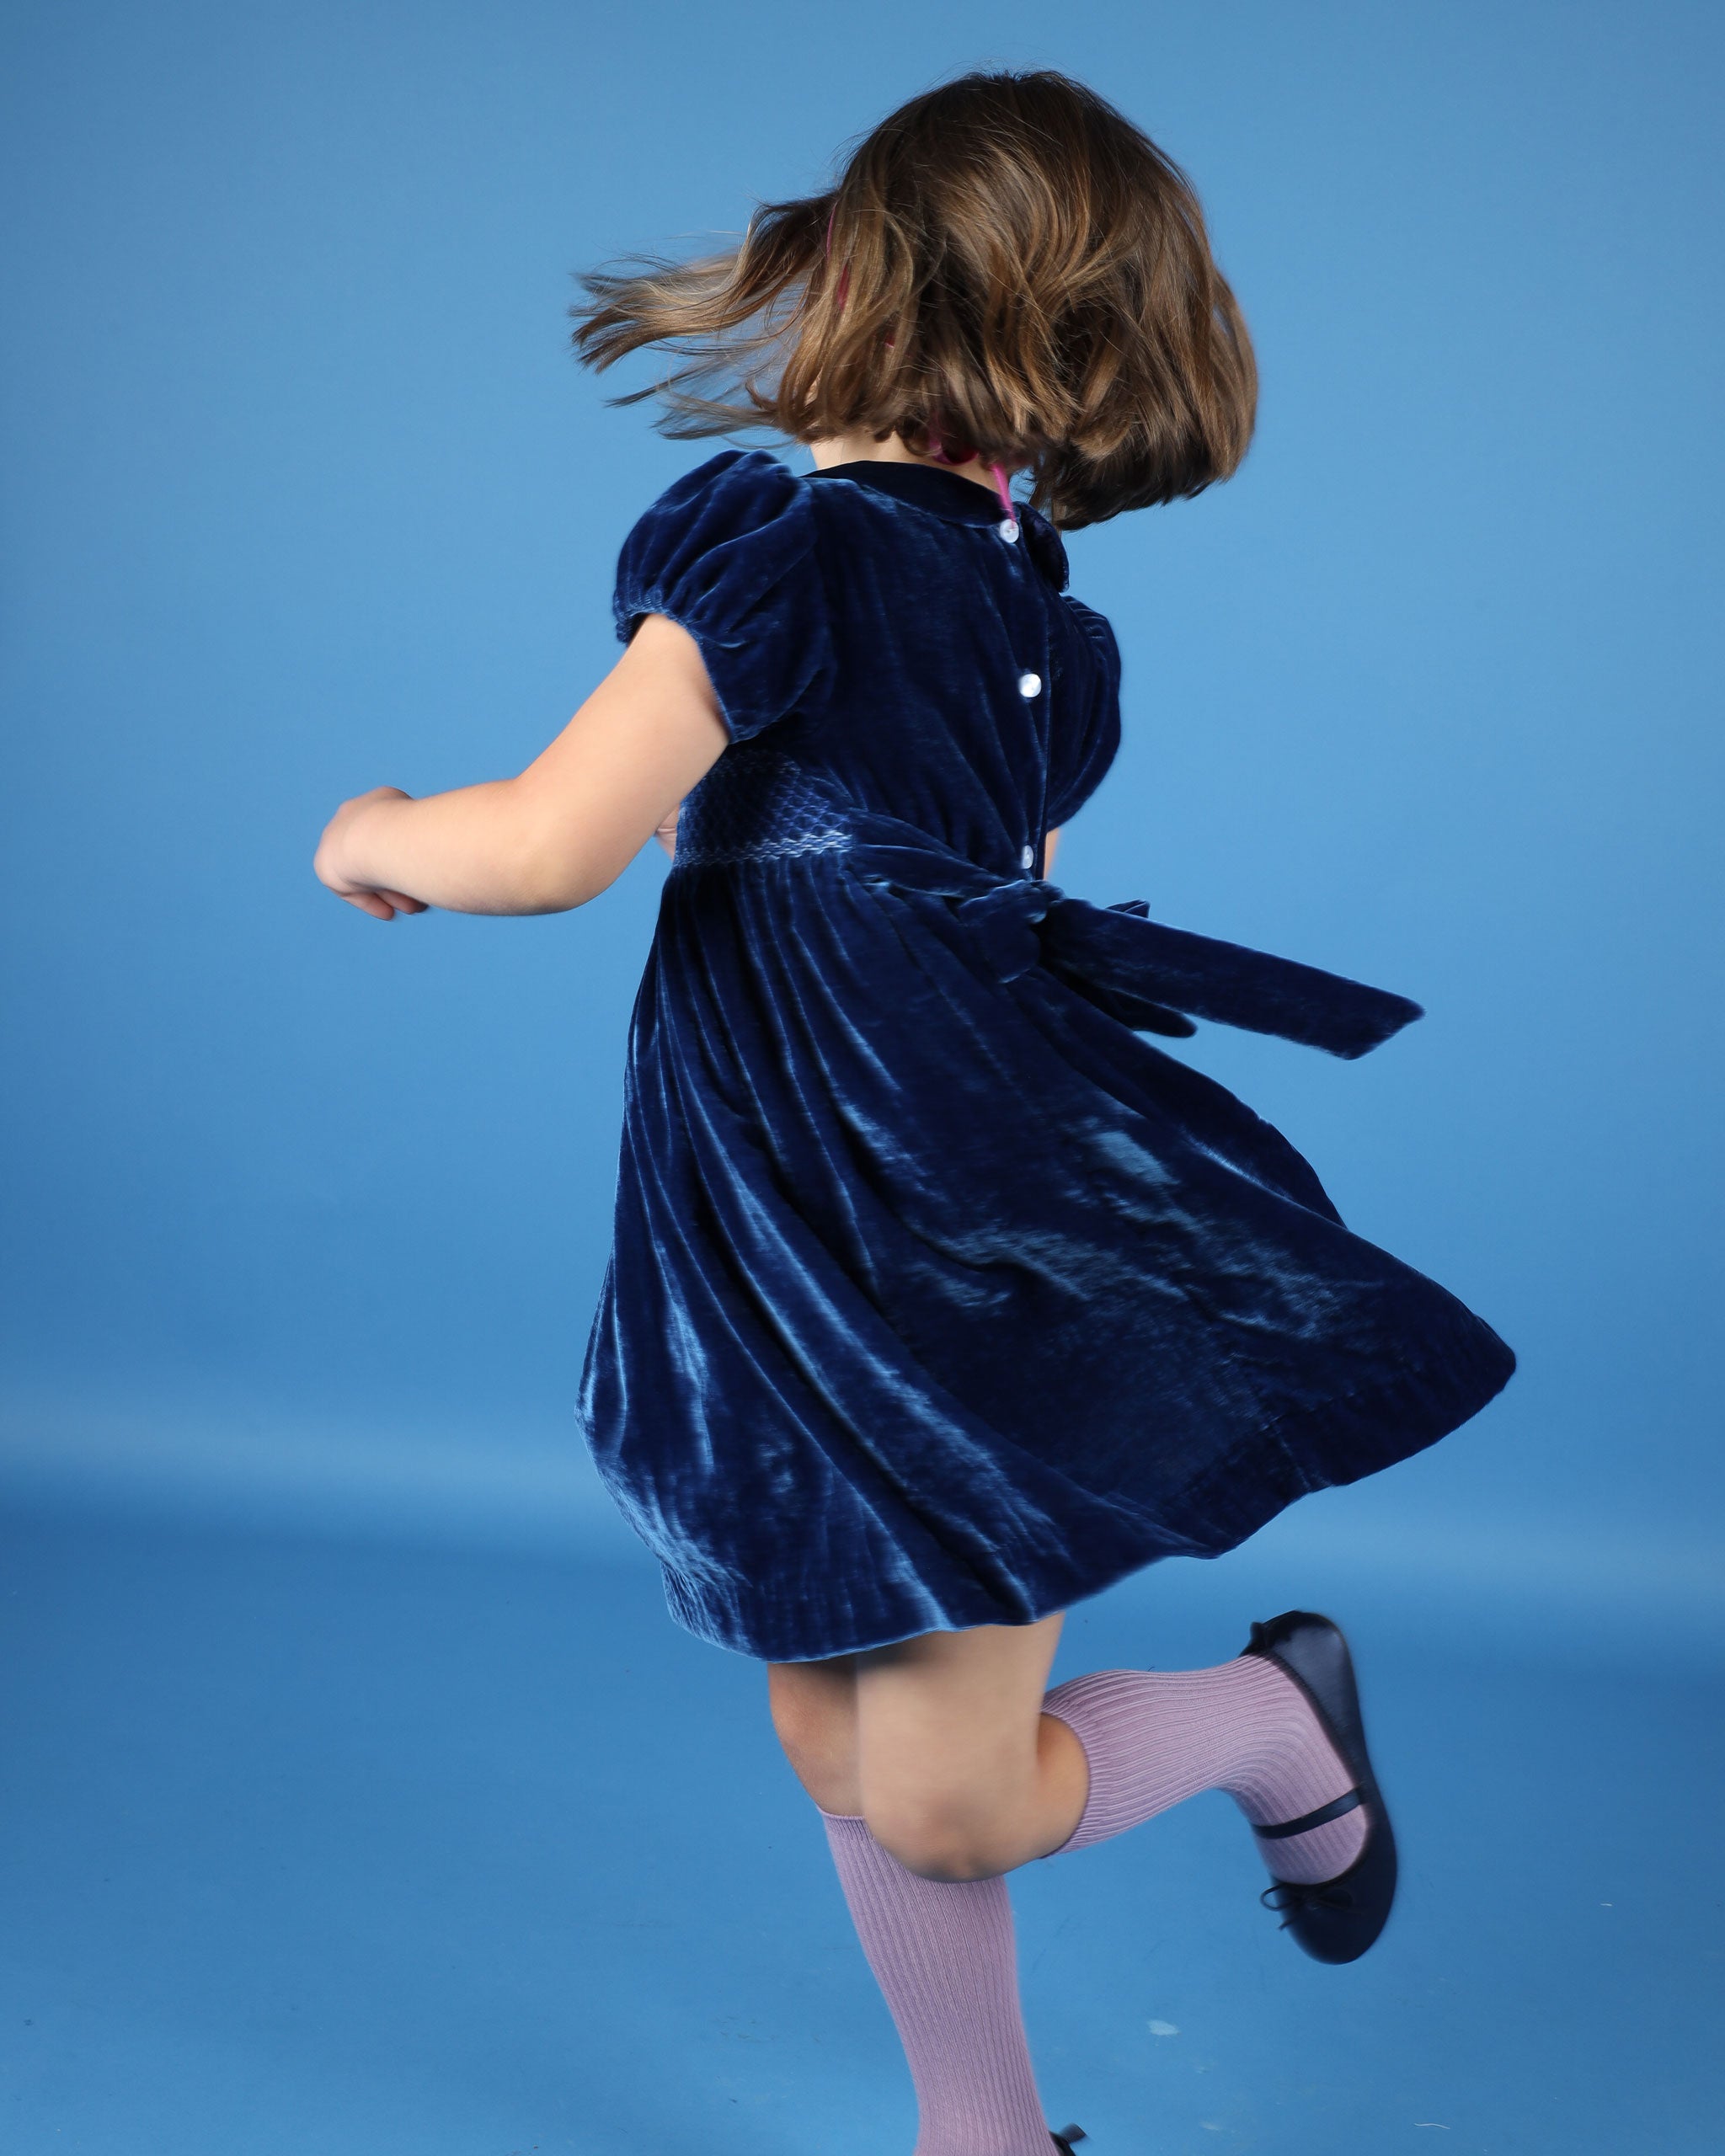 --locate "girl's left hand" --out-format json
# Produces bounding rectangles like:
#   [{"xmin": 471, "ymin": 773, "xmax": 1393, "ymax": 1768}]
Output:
[{"xmin": 314, "ymin": 787, "xmax": 430, "ymax": 921}]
